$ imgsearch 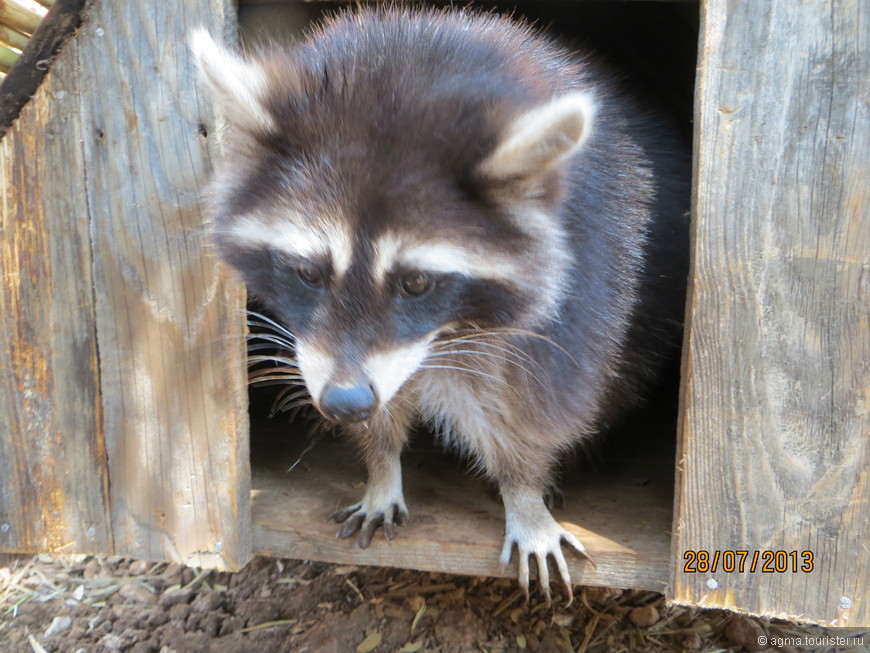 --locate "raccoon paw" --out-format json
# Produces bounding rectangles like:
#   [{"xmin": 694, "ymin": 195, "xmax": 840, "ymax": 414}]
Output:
[
  {"xmin": 330, "ymin": 498, "xmax": 409, "ymax": 549},
  {"xmin": 499, "ymin": 503, "xmax": 594, "ymax": 606}
]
